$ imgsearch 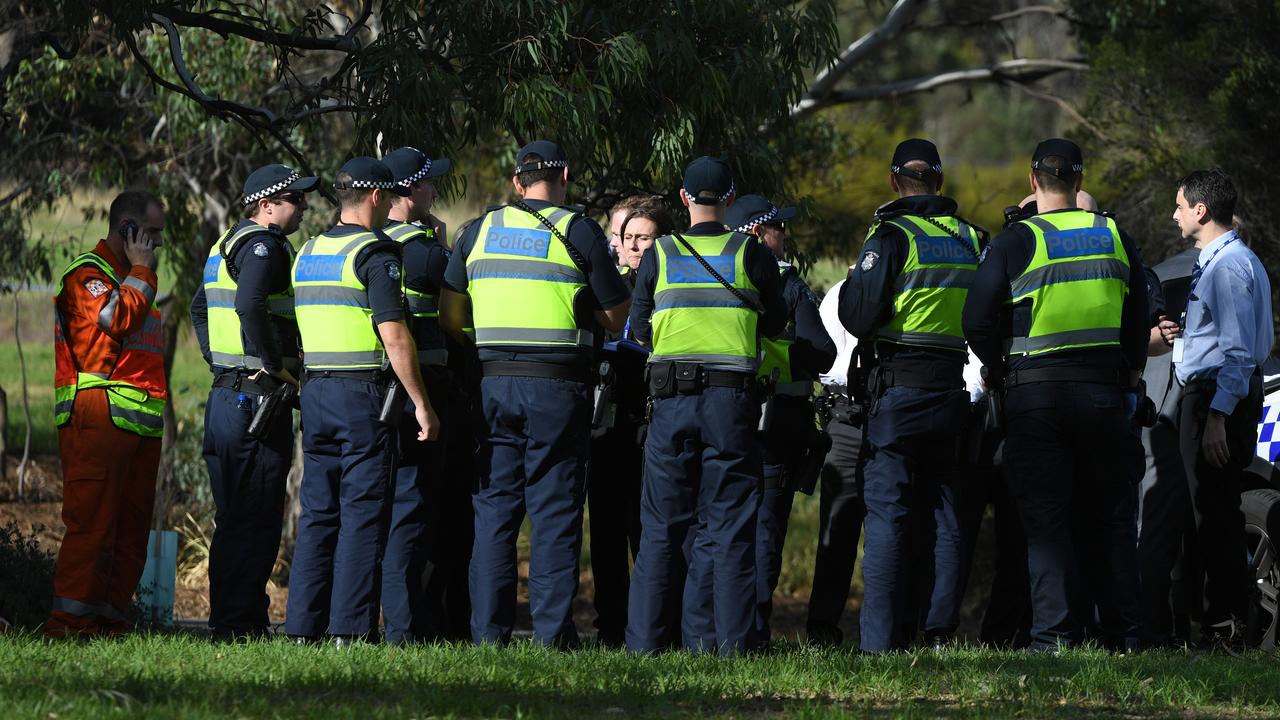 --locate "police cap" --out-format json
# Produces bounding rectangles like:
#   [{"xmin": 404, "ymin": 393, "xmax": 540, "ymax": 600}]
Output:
[
  {"xmin": 384, "ymin": 147, "xmax": 451, "ymax": 187},
  {"xmin": 890, "ymin": 138, "xmax": 942, "ymax": 181},
  {"xmin": 725, "ymin": 194, "xmax": 796, "ymax": 233},
  {"xmin": 1031, "ymin": 138, "xmax": 1084, "ymax": 177},
  {"xmin": 333, "ymin": 156, "xmax": 411, "ymax": 197},
  {"xmin": 683, "ymin": 156, "xmax": 735, "ymax": 206},
  {"xmin": 515, "ymin": 140, "xmax": 569, "ymax": 175},
  {"xmin": 240, "ymin": 164, "xmax": 319, "ymax": 207}
]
